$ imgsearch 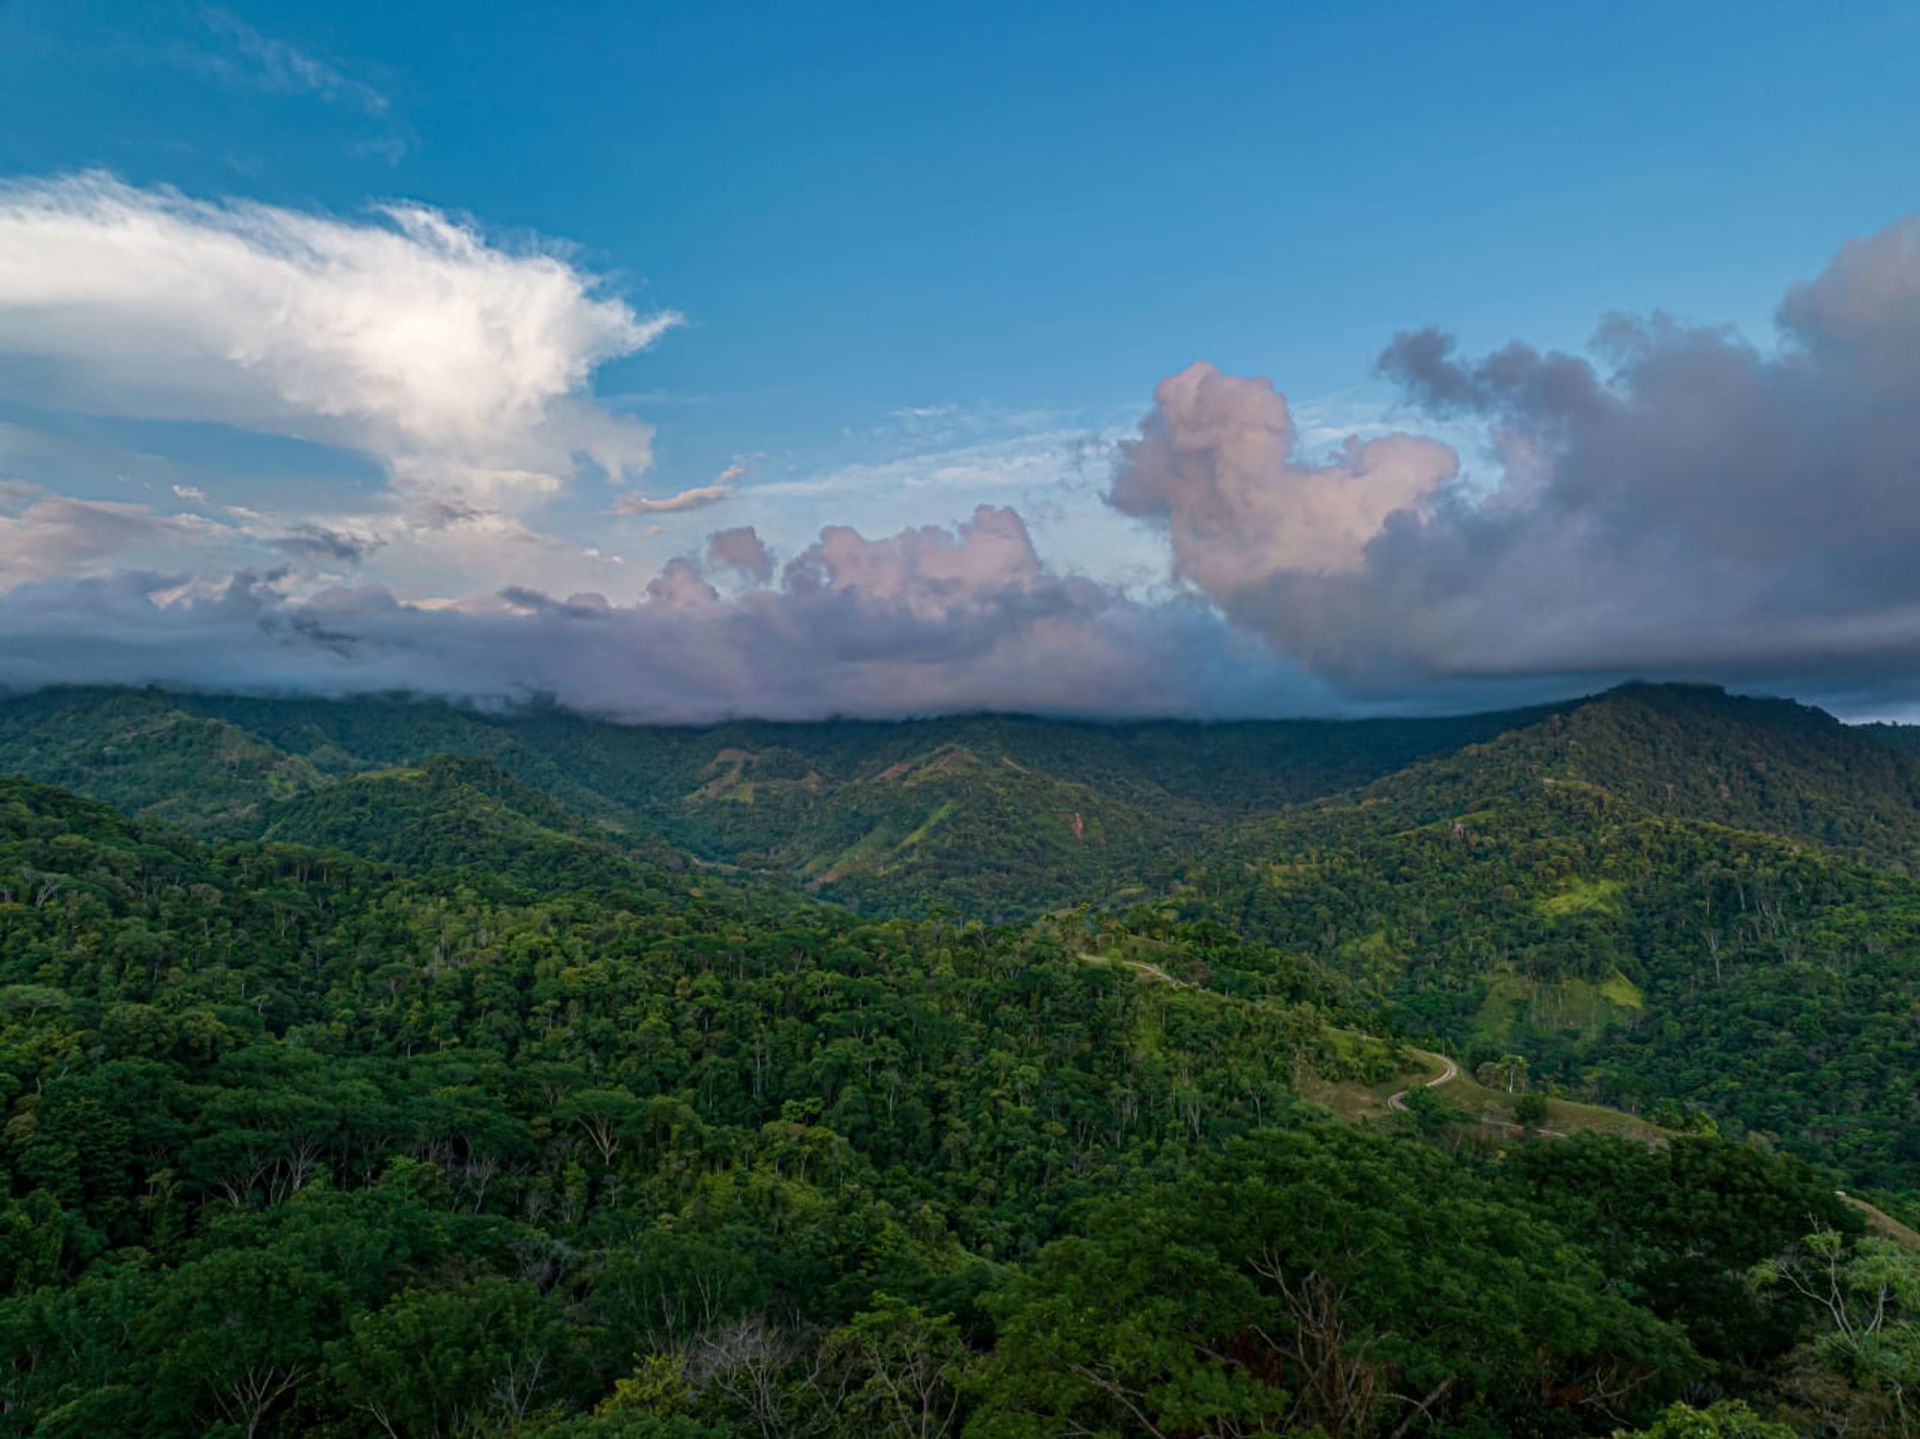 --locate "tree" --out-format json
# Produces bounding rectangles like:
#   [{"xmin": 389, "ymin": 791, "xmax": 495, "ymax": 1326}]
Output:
[
  {"xmin": 1752, "ymin": 1228, "xmax": 1920, "ymax": 1437},
  {"xmin": 816, "ymin": 1297, "xmax": 971, "ymax": 1439},
  {"xmin": 329, "ymin": 1278, "xmax": 570, "ymax": 1439},
  {"xmin": 1612, "ymin": 1399, "xmax": 1795, "ymax": 1438},
  {"xmin": 141, "ymin": 1248, "xmax": 345, "ymax": 1439},
  {"xmin": 976, "ymin": 1124, "xmax": 1690, "ymax": 1439}
]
